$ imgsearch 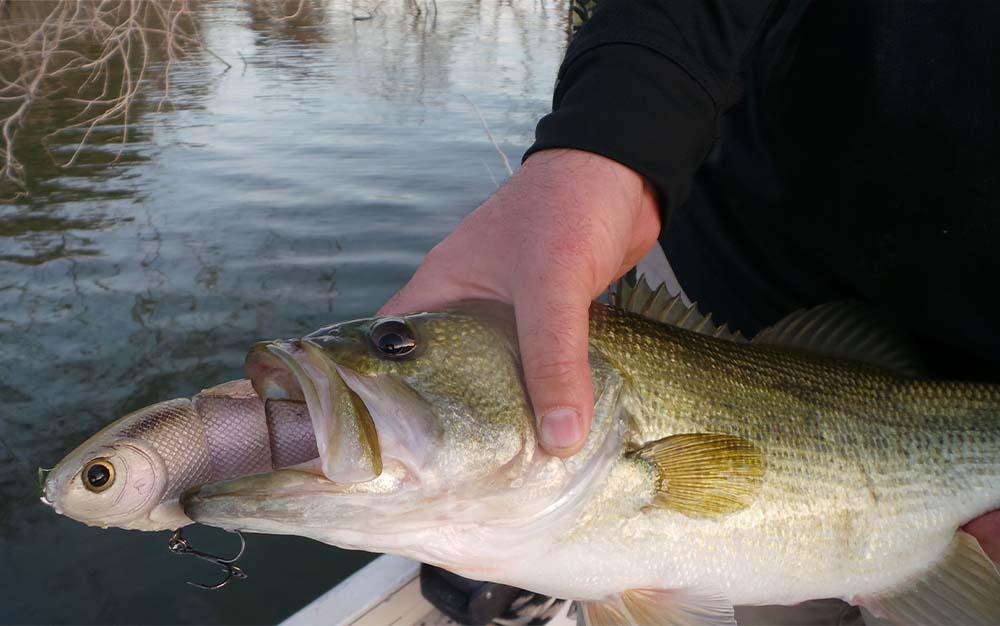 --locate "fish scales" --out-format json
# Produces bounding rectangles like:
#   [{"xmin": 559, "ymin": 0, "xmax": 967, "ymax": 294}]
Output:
[
  {"xmin": 562, "ymin": 306, "xmax": 1000, "ymax": 604},
  {"xmin": 43, "ymin": 293, "xmax": 1000, "ymax": 625}
]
